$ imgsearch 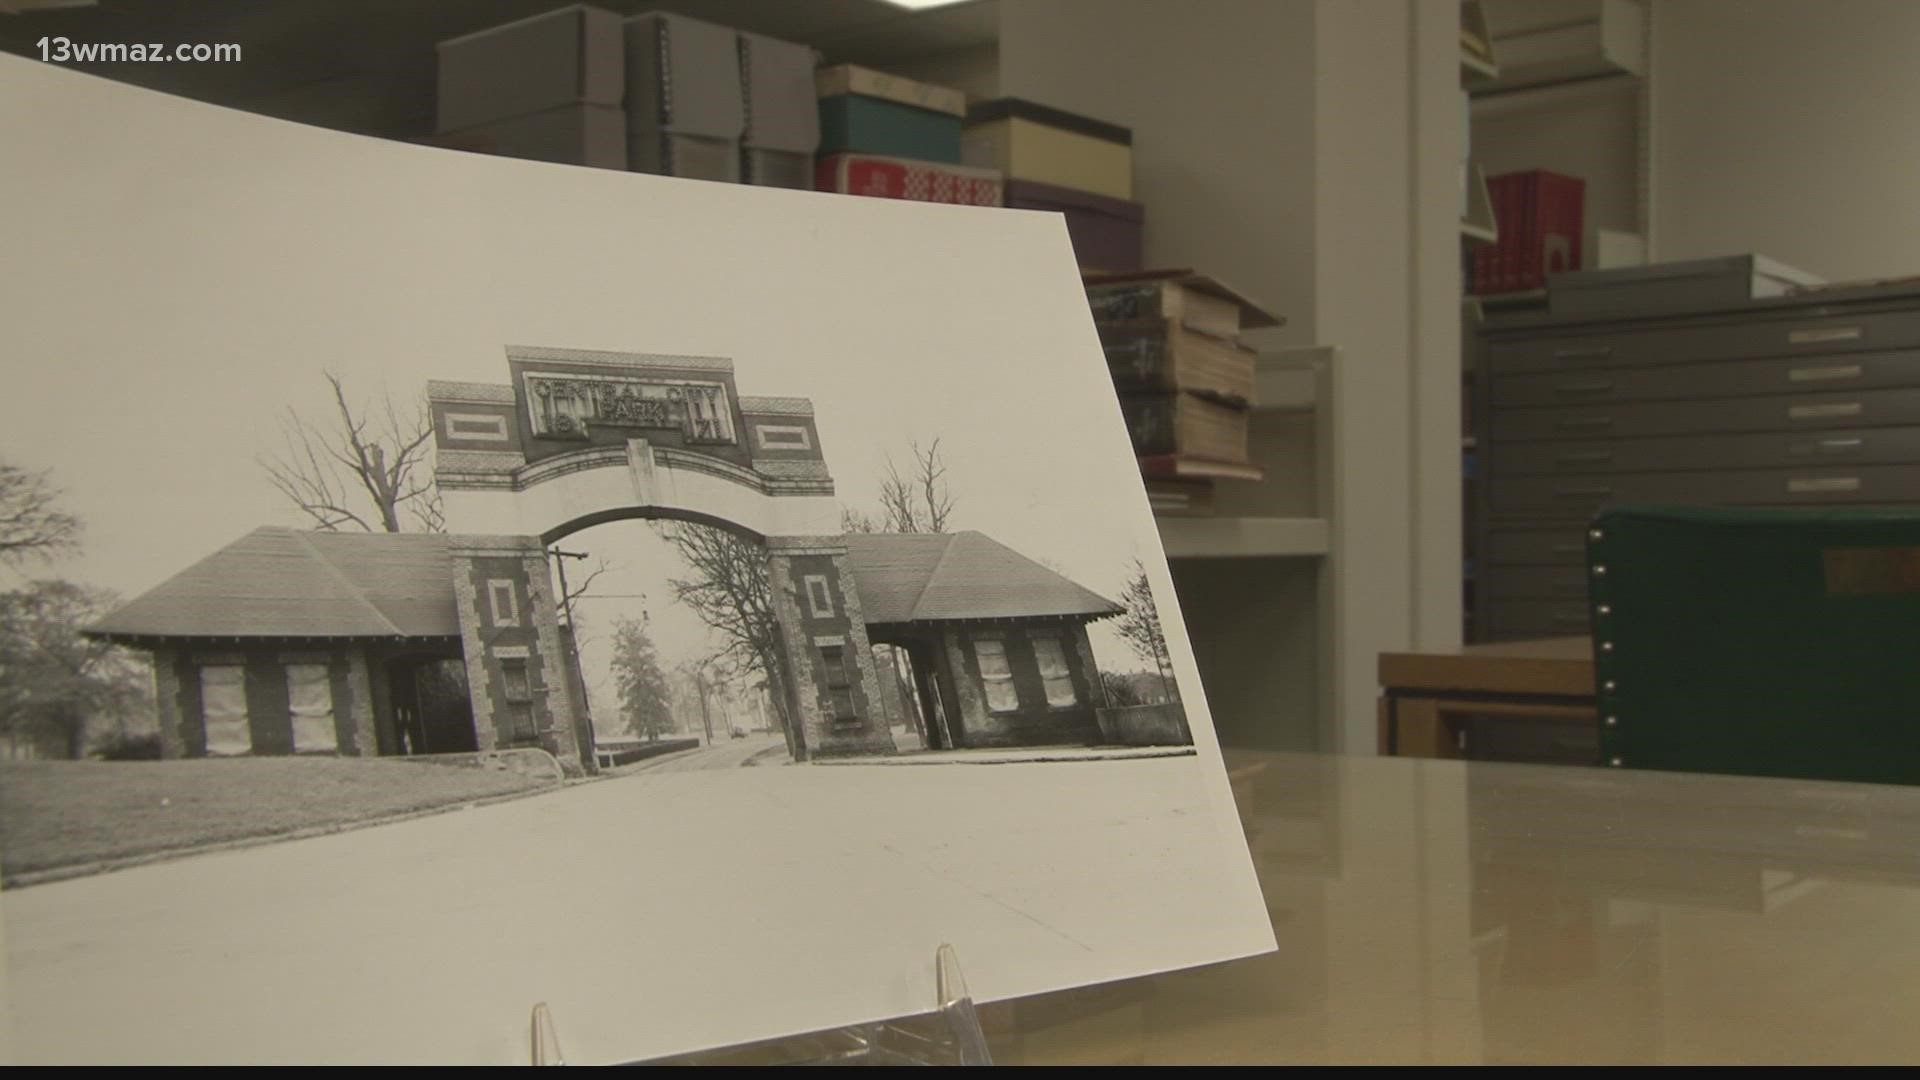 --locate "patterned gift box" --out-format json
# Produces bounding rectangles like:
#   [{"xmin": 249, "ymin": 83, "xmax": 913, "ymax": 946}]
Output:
[{"xmin": 814, "ymin": 153, "xmax": 1003, "ymax": 207}]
